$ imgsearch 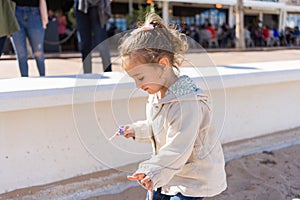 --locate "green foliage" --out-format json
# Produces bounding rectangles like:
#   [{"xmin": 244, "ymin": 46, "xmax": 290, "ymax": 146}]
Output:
[{"xmin": 126, "ymin": 0, "xmax": 158, "ymax": 28}]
